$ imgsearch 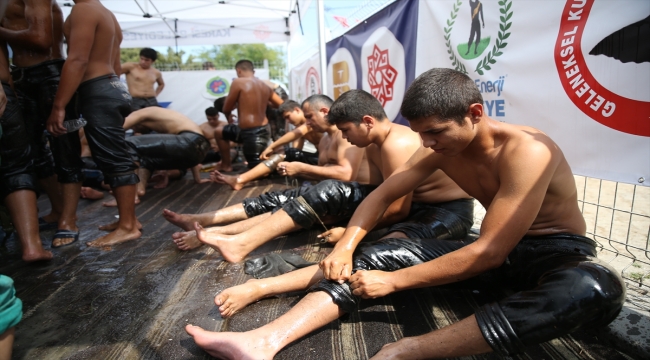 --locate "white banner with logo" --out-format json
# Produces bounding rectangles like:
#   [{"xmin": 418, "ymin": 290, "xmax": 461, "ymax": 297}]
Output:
[
  {"xmin": 289, "ymin": 53, "xmax": 322, "ymax": 105},
  {"xmin": 149, "ymin": 69, "xmax": 269, "ymax": 124},
  {"xmin": 416, "ymin": 0, "xmax": 649, "ymax": 186}
]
